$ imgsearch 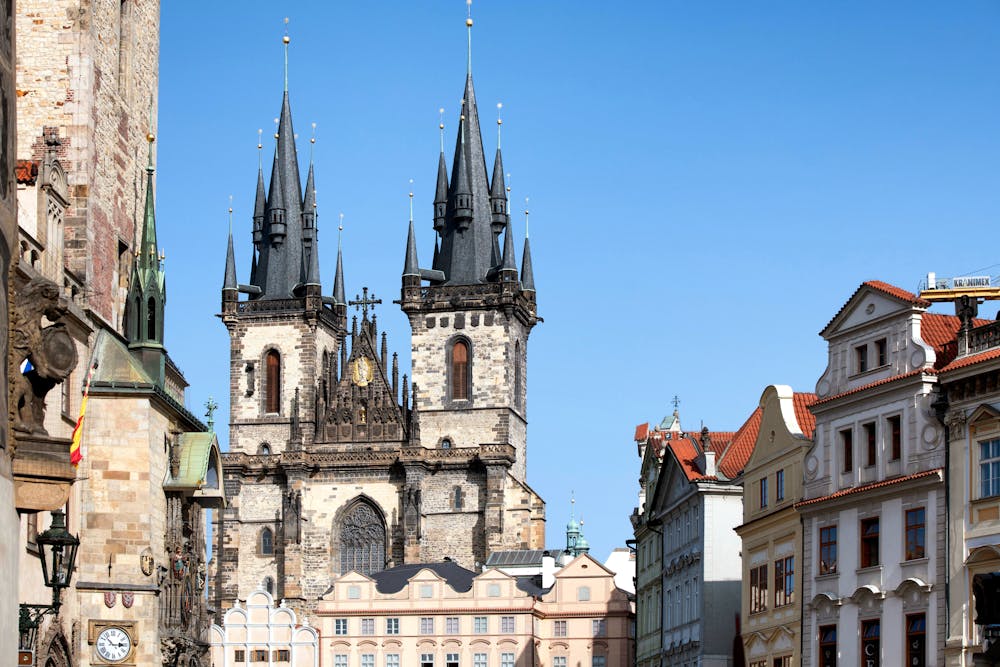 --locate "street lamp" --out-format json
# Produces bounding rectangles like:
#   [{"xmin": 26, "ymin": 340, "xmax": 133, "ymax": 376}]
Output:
[{"xmin": 19, "ymin": 509, "xmax": 80, "ymax": 651}]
